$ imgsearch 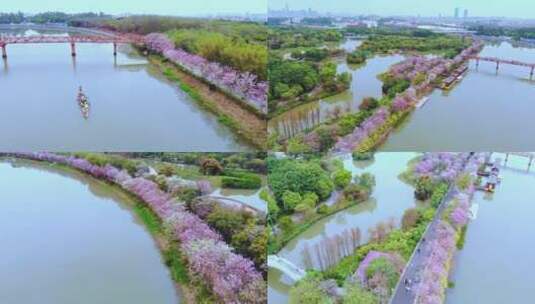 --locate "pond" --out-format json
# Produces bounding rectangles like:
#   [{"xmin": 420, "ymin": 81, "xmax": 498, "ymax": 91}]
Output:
[
  {"xmin": 0, "ymin": 26, "xmax": 251, "ymax": 151},
  {"xmin": 0, "ymin": 159, "xmax": 181, "ymax": 303}
]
